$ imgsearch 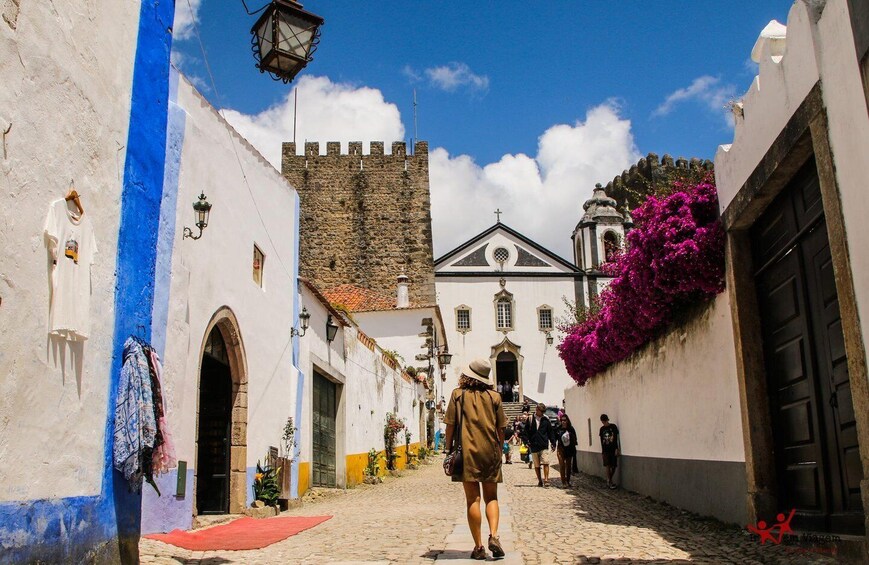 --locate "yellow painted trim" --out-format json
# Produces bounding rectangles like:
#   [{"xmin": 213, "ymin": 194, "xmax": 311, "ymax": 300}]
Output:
[
  {"xmin": 297, "ymin": 461, "xmax": 310, "ymax": 497},
  {"xmin": 345, "ymin": 443, "xmax": 422, "ymax": 486}
]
